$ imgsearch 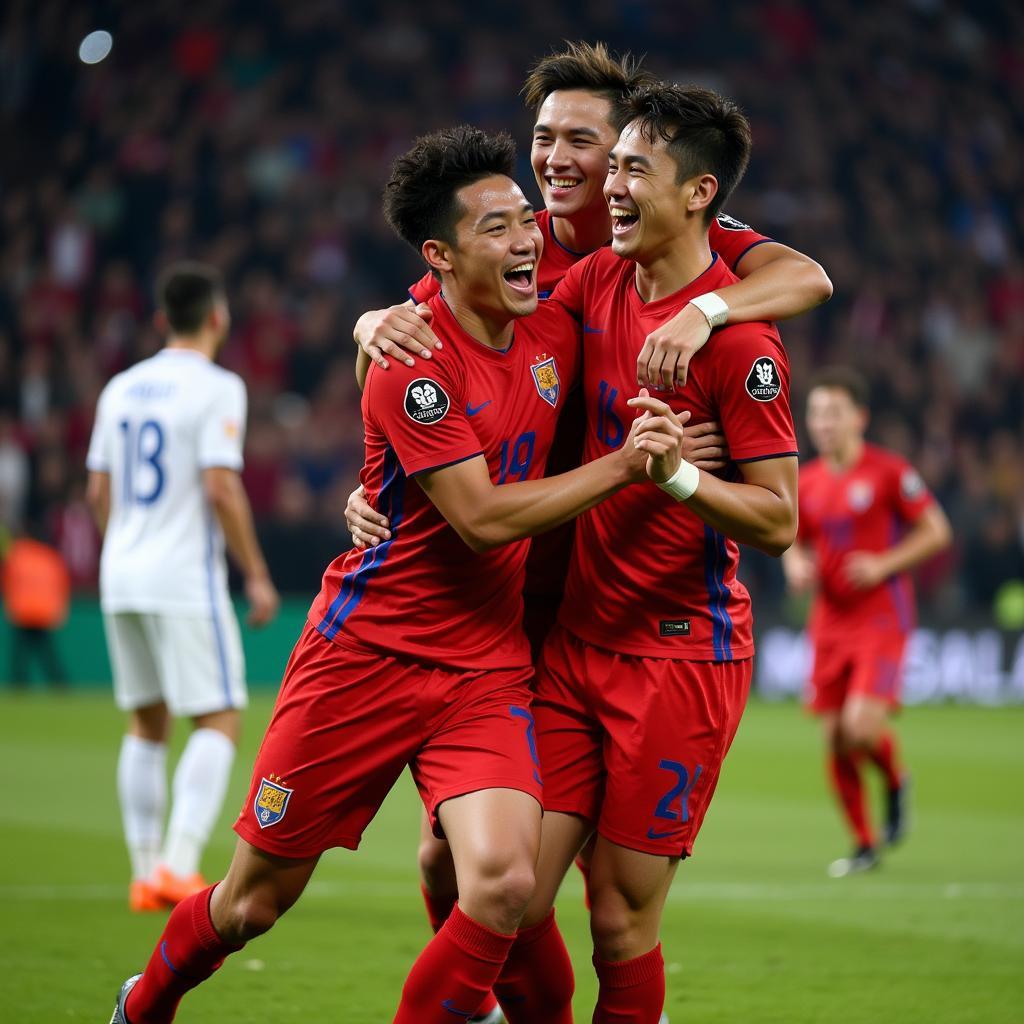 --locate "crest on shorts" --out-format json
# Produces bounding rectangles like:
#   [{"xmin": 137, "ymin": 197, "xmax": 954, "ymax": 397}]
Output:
[
  {"xmin": 254, "ymin": 776, "xmax": 293, "ymax": 829},
  {"xmin": 848, "ymin": 480, "xmax": 874, "ymax": 512},
  {"xmin": 531, "ymin": 354, "xmax": 560, "ymax": 407}
]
